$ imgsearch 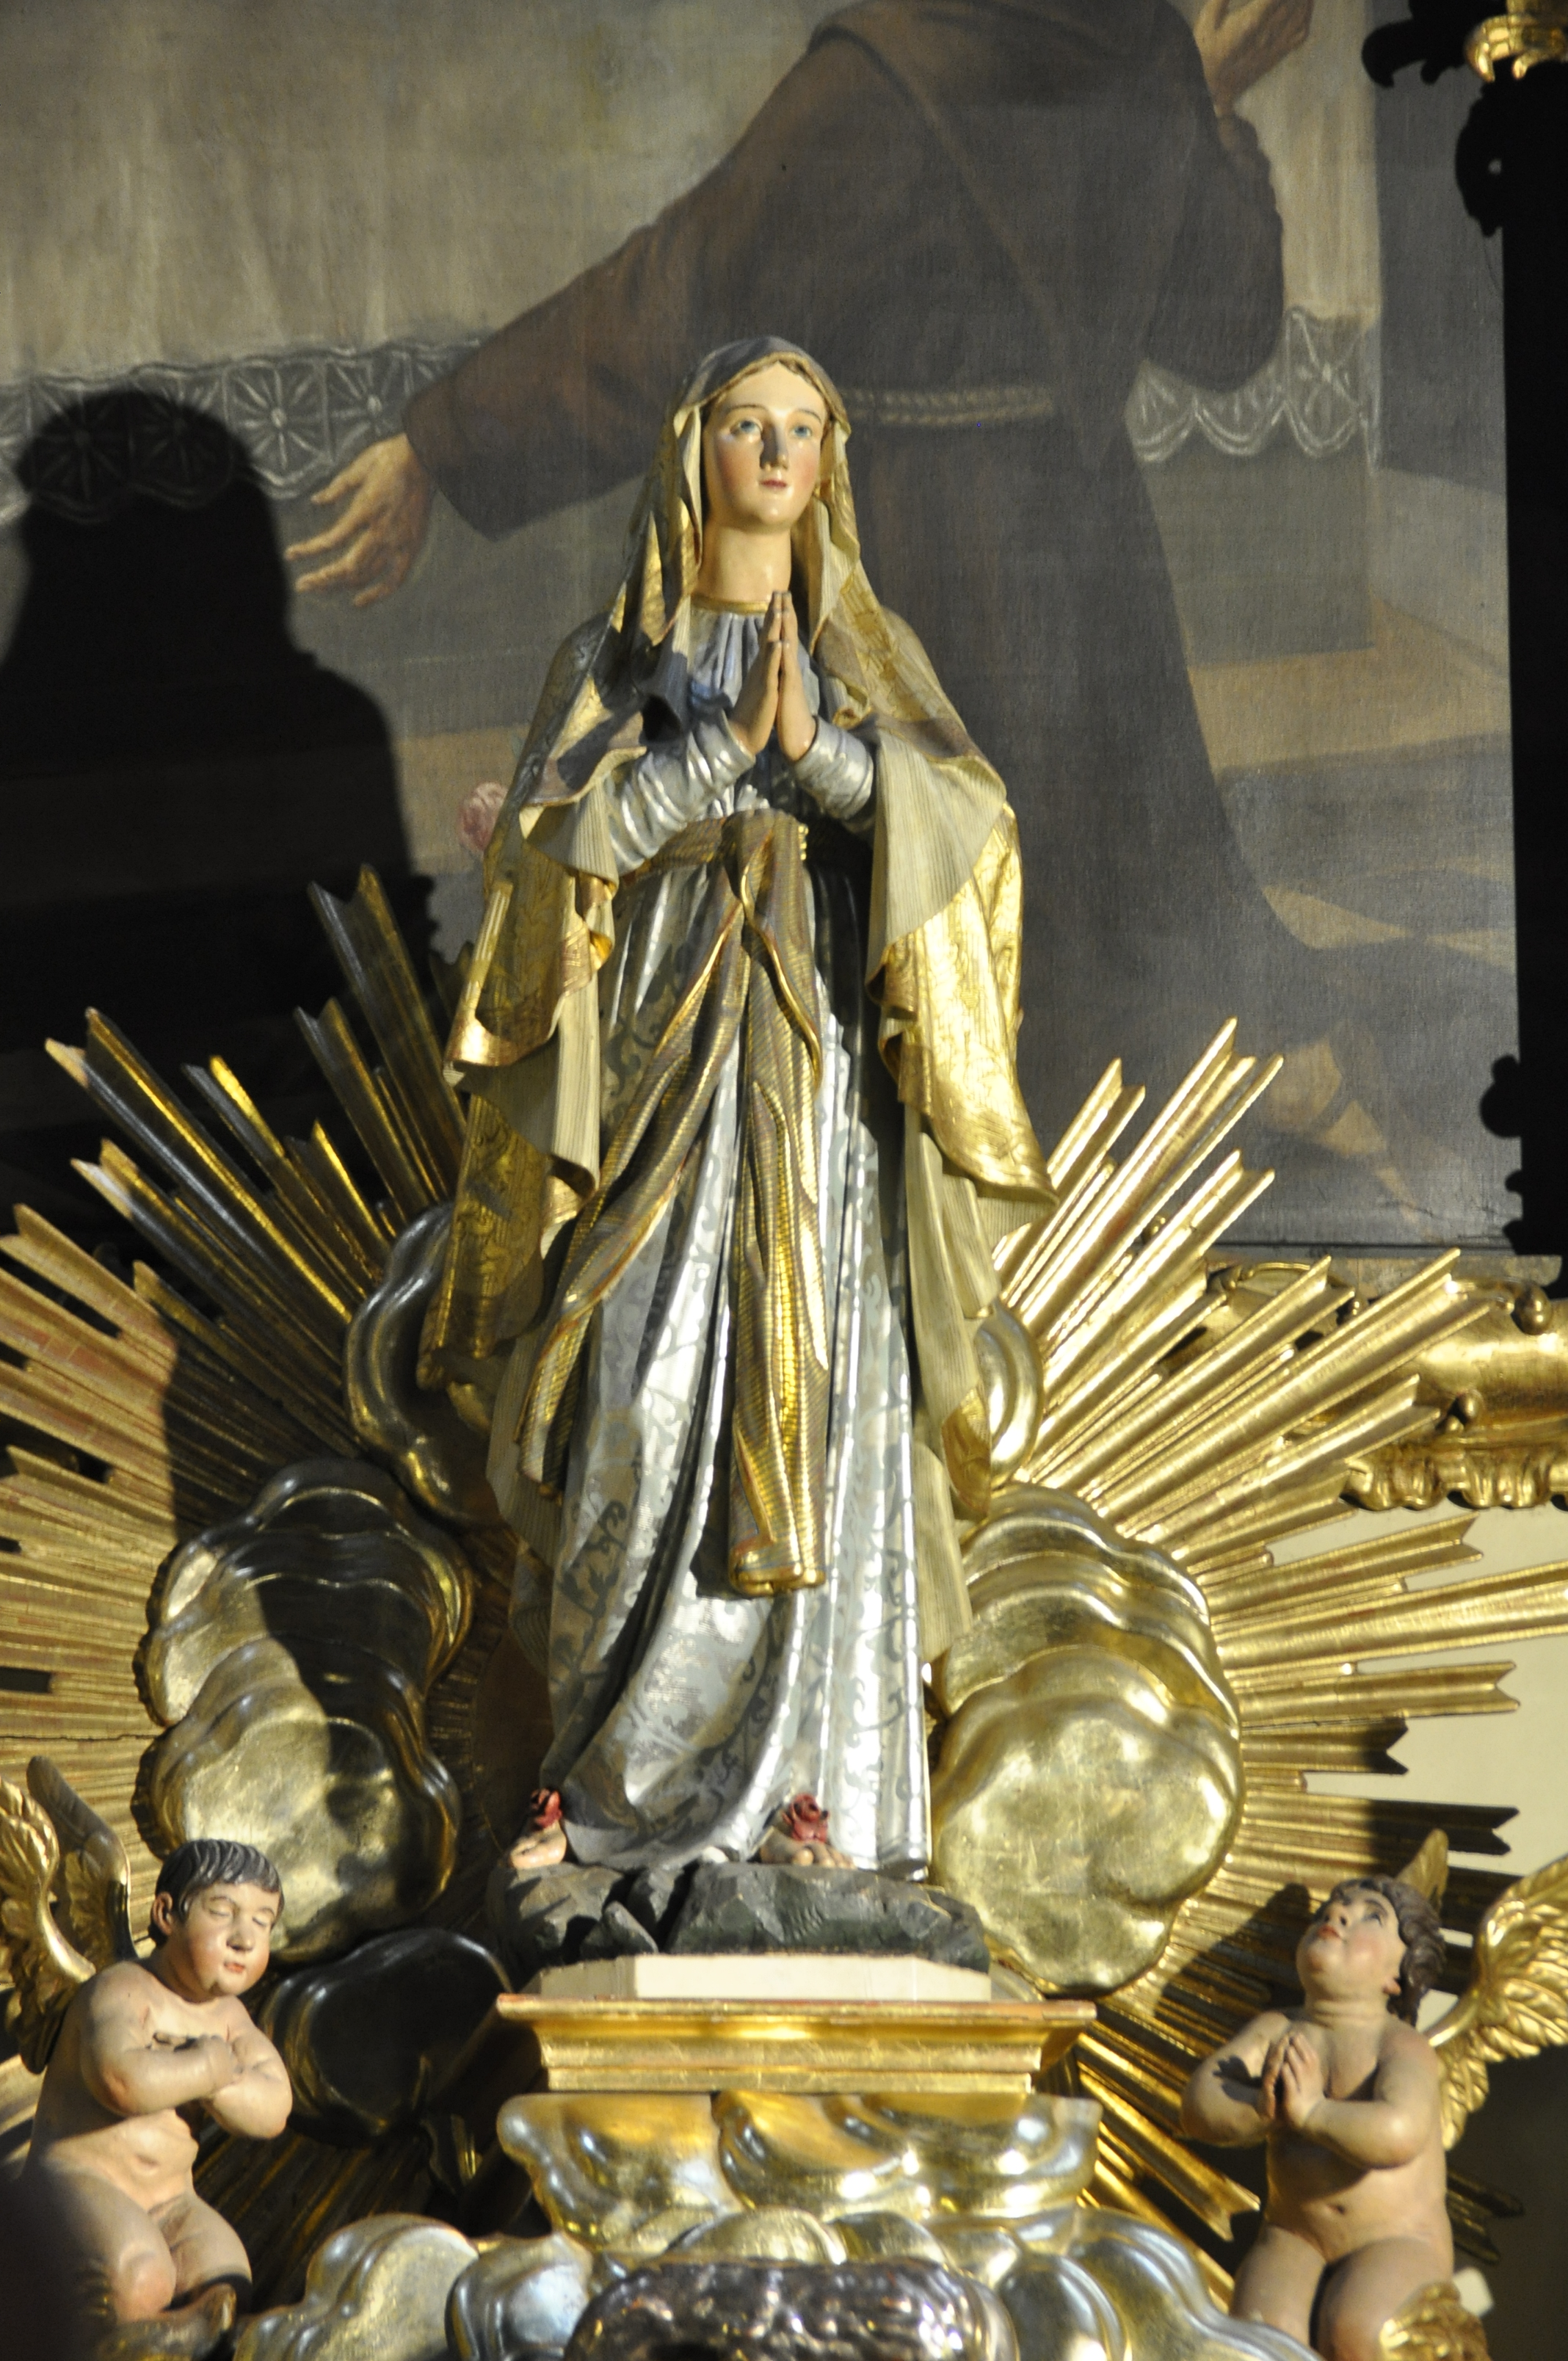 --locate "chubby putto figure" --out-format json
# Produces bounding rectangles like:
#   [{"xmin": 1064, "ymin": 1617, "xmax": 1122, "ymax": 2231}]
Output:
[
  {"xmin": 1182, "ymin": 1875, "xmax": 1450, "ymax": 2361},
  {"xmin": 25, "ymin": 1838, "xmax": 291, "ymax": 2327}
]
